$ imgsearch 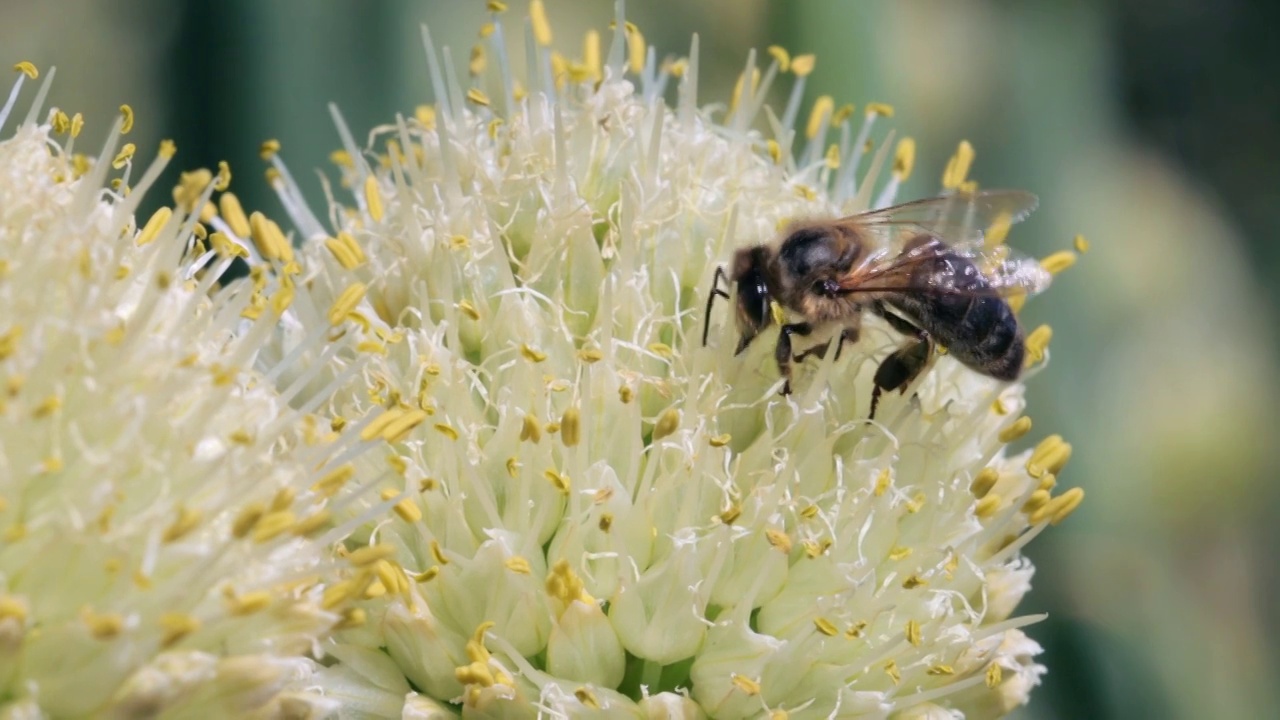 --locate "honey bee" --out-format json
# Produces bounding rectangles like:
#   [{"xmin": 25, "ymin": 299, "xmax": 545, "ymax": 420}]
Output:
[{"xmin": 702, "ymin": 190, "xmax": 1051, "ymax": 417}]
